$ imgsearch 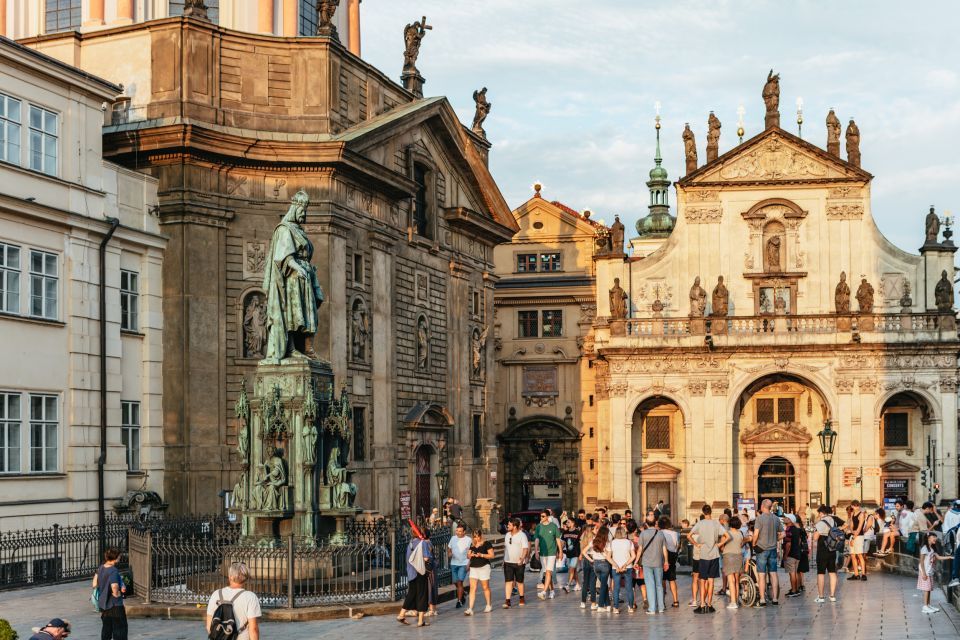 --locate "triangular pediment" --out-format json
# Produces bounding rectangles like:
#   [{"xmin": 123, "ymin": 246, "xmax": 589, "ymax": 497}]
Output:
[
  {"xmin": 680, "ymin": 128, "xmax": 872, "ymax": 186},
  {"xmin": 880, "ymin": 460, "xmax": 921, "ymax": 473},
  {"xmin": 739, "ymin": 421, "xmax": 813, "ymax": 445},
  {"xmin": 512, "ymin": 196, "xmax": 602, "ymax": 240},
  {"xmin": 636, "ymin": 461, "xmax": 682, "ymax": 477}
]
